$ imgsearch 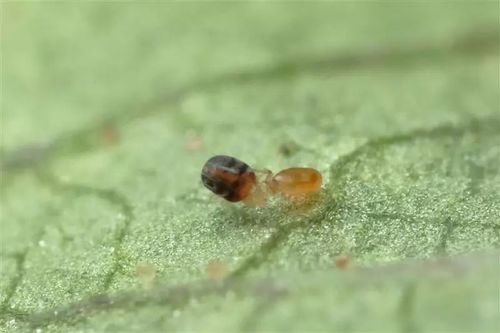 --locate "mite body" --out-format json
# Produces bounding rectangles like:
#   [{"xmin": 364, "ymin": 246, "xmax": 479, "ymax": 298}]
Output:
[
  {"xmin": 201, "ymin": 155, "xmax": 257, "ymax": 202},
  {"xmin": 201, "ymin": 155, "xmax": 322, "ymax": 204},
  {"xmin": 268, "ymin": 167, "xmax": 322, "ymax": 196}
]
